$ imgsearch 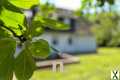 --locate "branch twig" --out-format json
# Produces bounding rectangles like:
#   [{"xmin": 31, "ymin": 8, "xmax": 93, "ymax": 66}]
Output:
[{"xmin": 1, "ymin": 25, "xmax": 27, "ymax": 42}]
